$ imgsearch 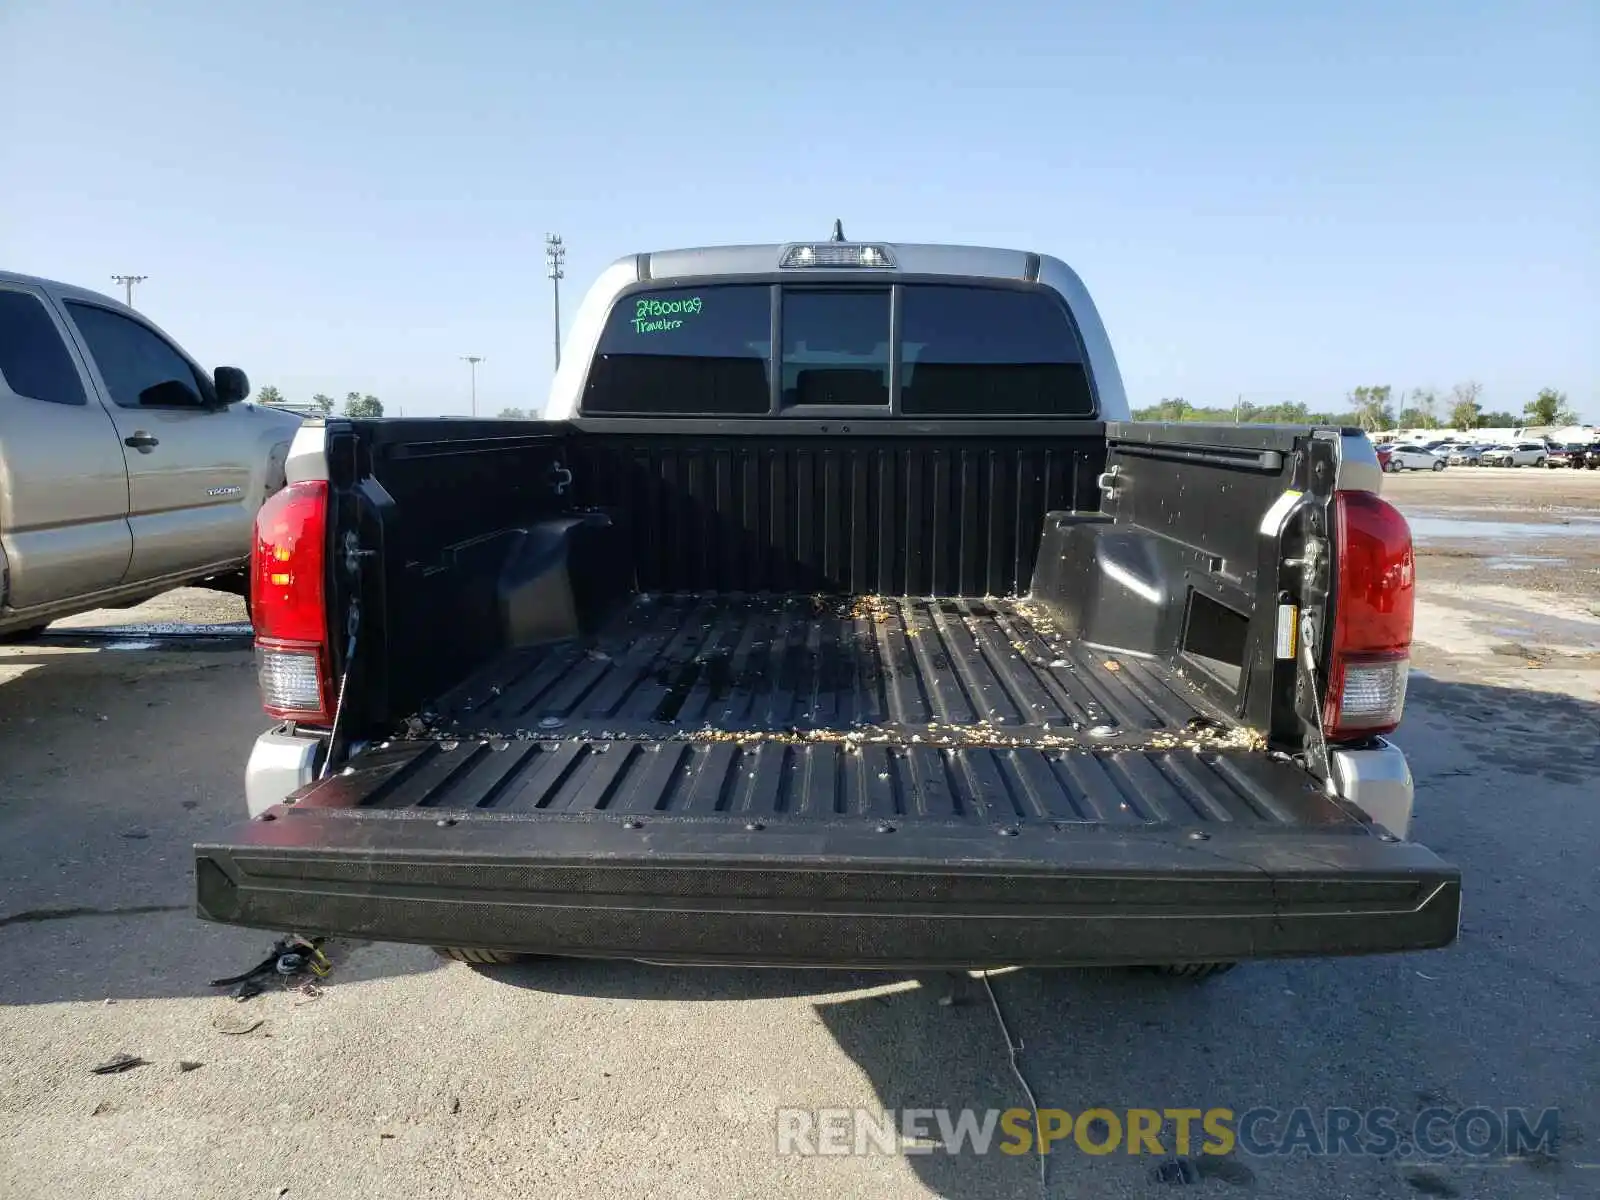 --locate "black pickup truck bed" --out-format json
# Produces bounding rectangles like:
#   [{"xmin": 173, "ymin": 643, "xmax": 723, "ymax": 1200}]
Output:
[
  {"xmin": 199, "ymin": 590, "xmax": 1457, "ymax": 967},
  {"xmin": 197, "ymin": 397, "xmax": 1462, "ymax": 969}
]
